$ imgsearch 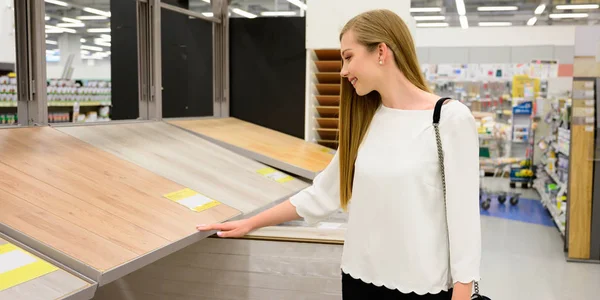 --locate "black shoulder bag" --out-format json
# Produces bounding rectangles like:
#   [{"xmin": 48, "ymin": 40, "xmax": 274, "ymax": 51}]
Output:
[{"xmin": 433, "ymin": 97, "xmax": 490, "ymax": 300}]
